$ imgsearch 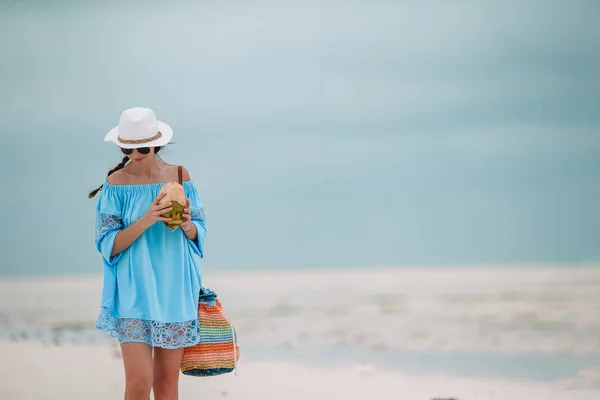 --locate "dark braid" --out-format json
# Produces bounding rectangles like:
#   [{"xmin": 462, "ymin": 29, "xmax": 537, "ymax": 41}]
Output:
[
  {"xmin": 88, "ymin": 146, "xmax": 164, "ymax": 198},
  {"xmin": 88, "ymin": 156, "xmax": 129, "ymax": 198}
]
